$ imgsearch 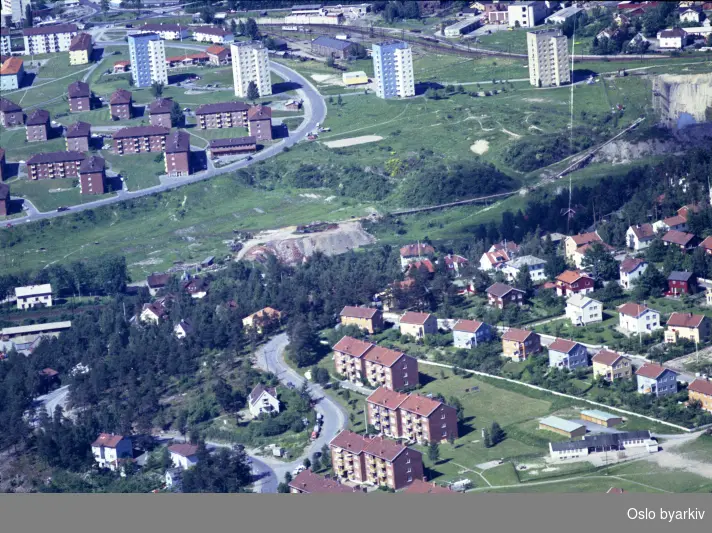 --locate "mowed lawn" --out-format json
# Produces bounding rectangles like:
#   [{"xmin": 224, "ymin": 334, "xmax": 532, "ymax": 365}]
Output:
[
  {"xmin": 101, "ymin": 151, "xmax": 165, "ymax": 191},
  {"xmin": 9, "ymin": 178, "xmax": 116, "ymax": 212},
  {"xmin": 0, "ymin": 129, "xmax": 67, "ymax": 162}
]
